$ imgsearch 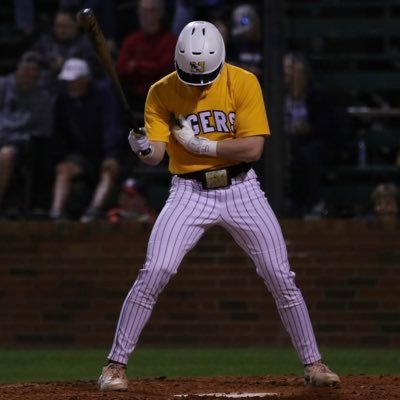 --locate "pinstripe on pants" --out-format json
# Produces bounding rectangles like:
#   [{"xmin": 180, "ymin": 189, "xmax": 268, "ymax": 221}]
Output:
[{"xmin": 108, "ymin": 169, "xmax": 321, "ymax": 365}]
